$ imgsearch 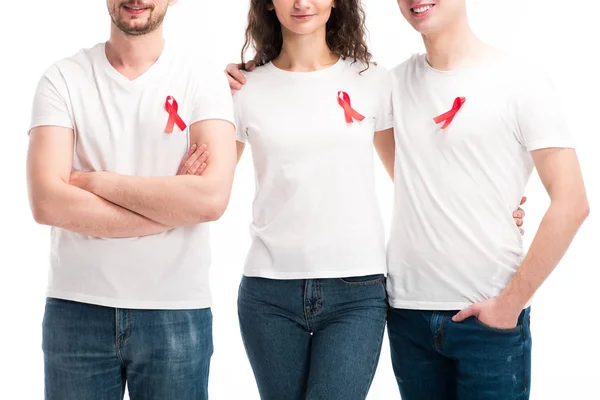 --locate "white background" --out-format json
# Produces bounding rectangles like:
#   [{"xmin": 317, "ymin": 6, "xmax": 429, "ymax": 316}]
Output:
[{"xmin": 0, "ymin": 0, "xmax": 598, "ymax": 399}]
